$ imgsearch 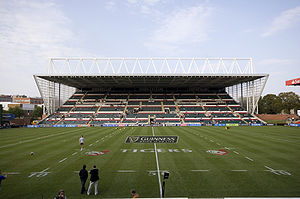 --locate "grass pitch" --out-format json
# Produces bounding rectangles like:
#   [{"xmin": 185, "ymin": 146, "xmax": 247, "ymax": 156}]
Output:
[{"xmin": 0, "ymin": 126, "xmax": 300, "ymax": 198}]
